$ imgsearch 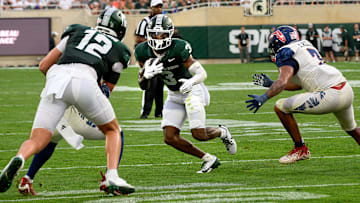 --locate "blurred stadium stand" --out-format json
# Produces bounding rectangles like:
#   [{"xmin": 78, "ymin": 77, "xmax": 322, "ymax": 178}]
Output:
[{"xmin": 0, "ymin": 0, "xmax": 360, "ymax": 66}]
